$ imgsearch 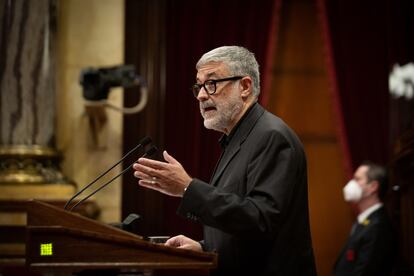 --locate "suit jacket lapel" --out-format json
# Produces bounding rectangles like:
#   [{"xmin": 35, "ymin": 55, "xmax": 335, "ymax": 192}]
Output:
[
  {"xmin": 211, "ymin": 142, "xmax": 240, "ymax": 186},
  {"xmin": 210, "ymin": 103, "xmax": 264, "ymax": 187}
]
